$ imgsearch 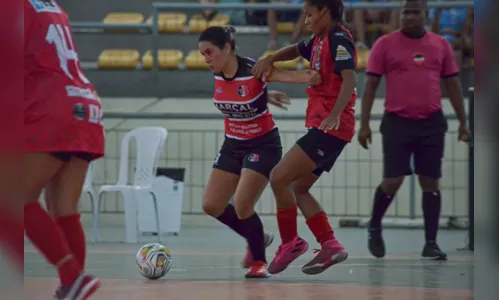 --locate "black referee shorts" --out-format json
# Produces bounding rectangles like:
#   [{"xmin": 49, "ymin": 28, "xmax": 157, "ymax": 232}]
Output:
[
  {"xmin": 380, "ymin": 110, "xmax": 448, "ymax": 180},
  {"xmin": 213, "ymin": 128, "xmax": 282, "ymax": 179}
]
